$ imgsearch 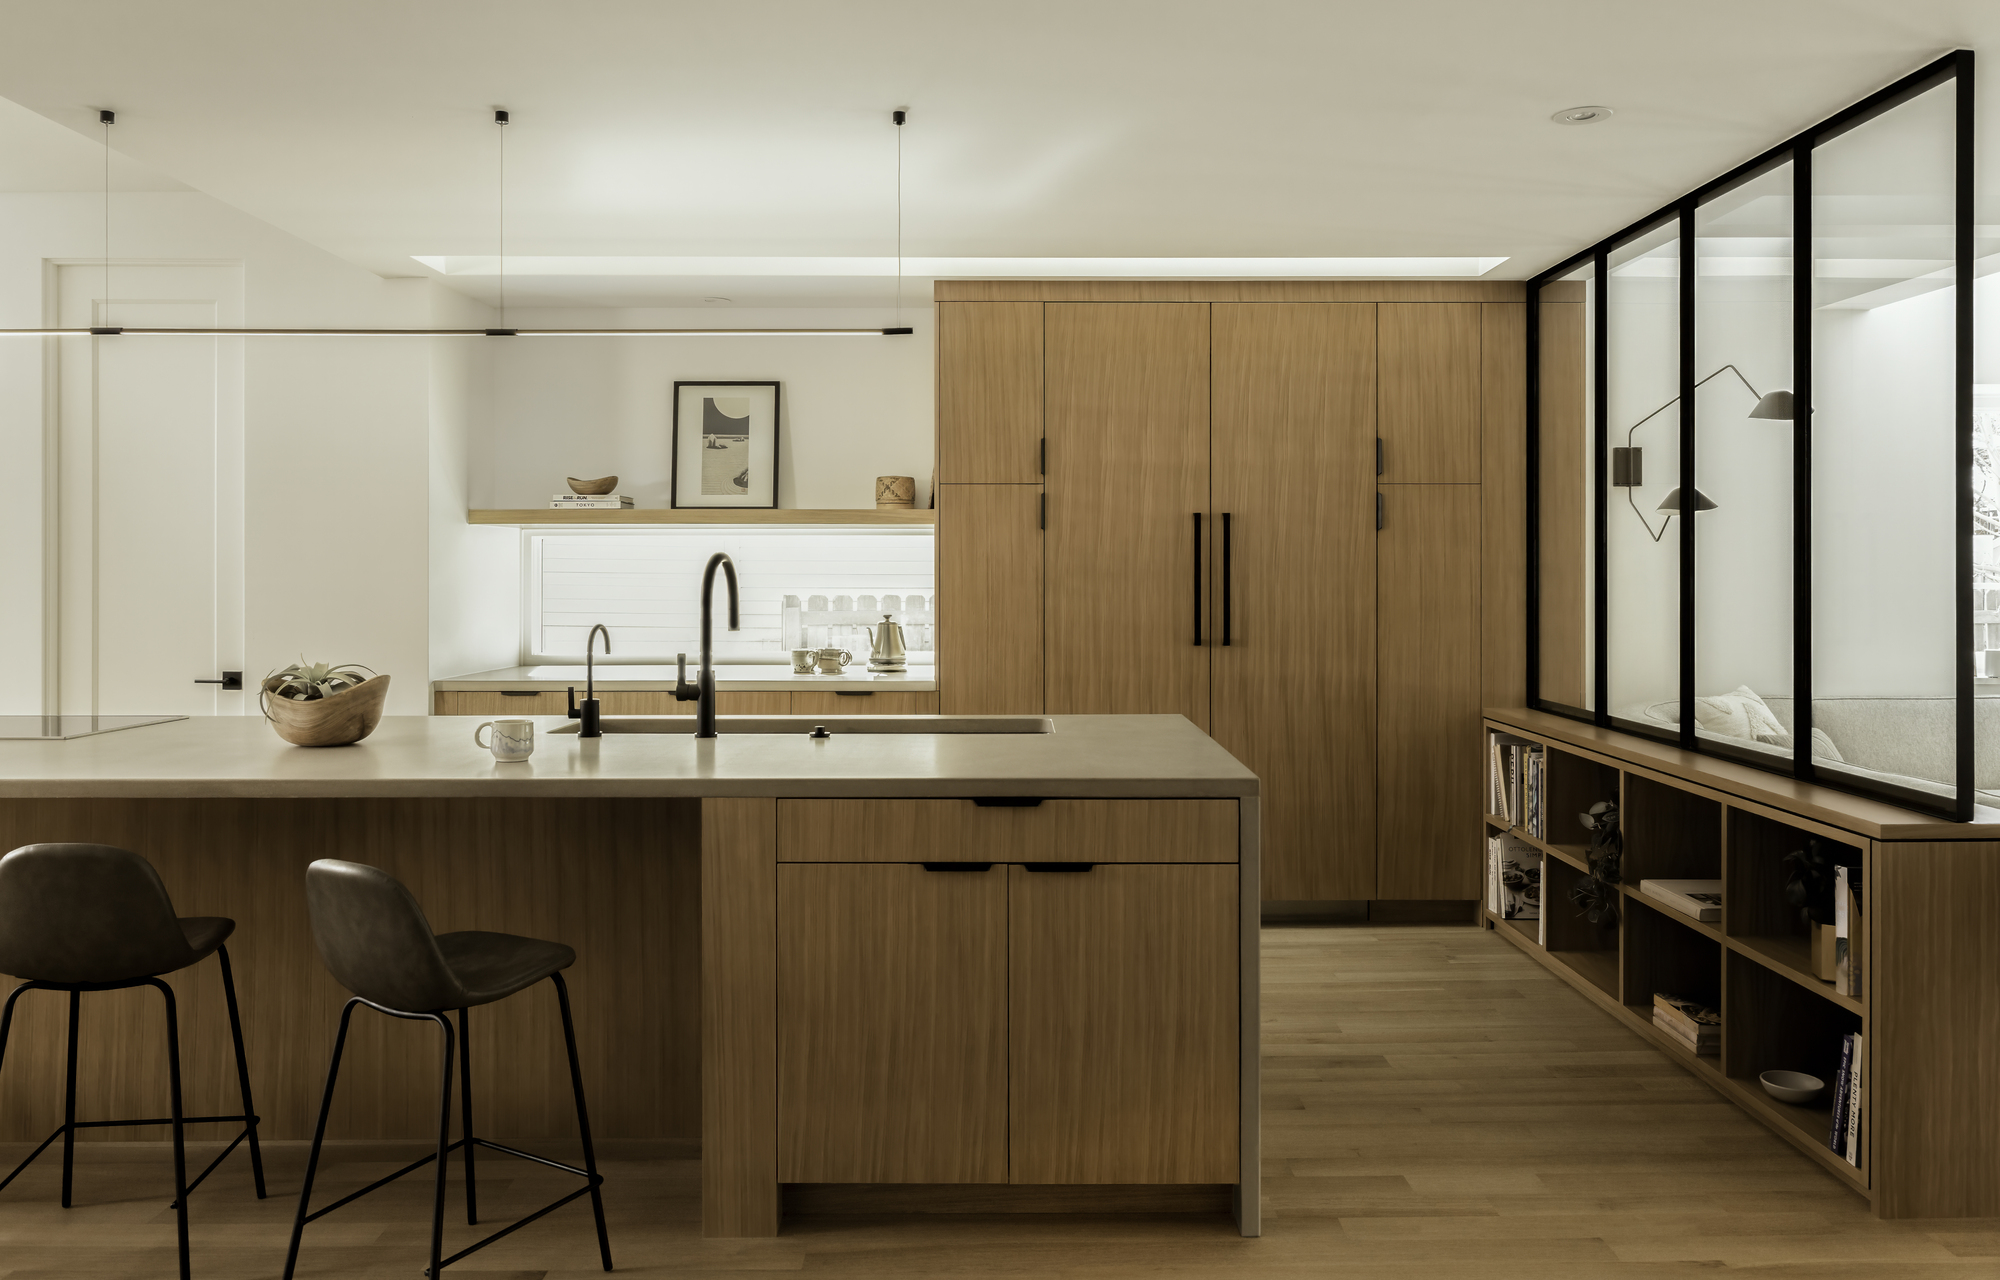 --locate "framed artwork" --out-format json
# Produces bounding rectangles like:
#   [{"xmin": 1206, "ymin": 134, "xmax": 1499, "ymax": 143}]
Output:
[{"xmin": 670, "ymin": 381, "xmax": 781, "ymax": 508}]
